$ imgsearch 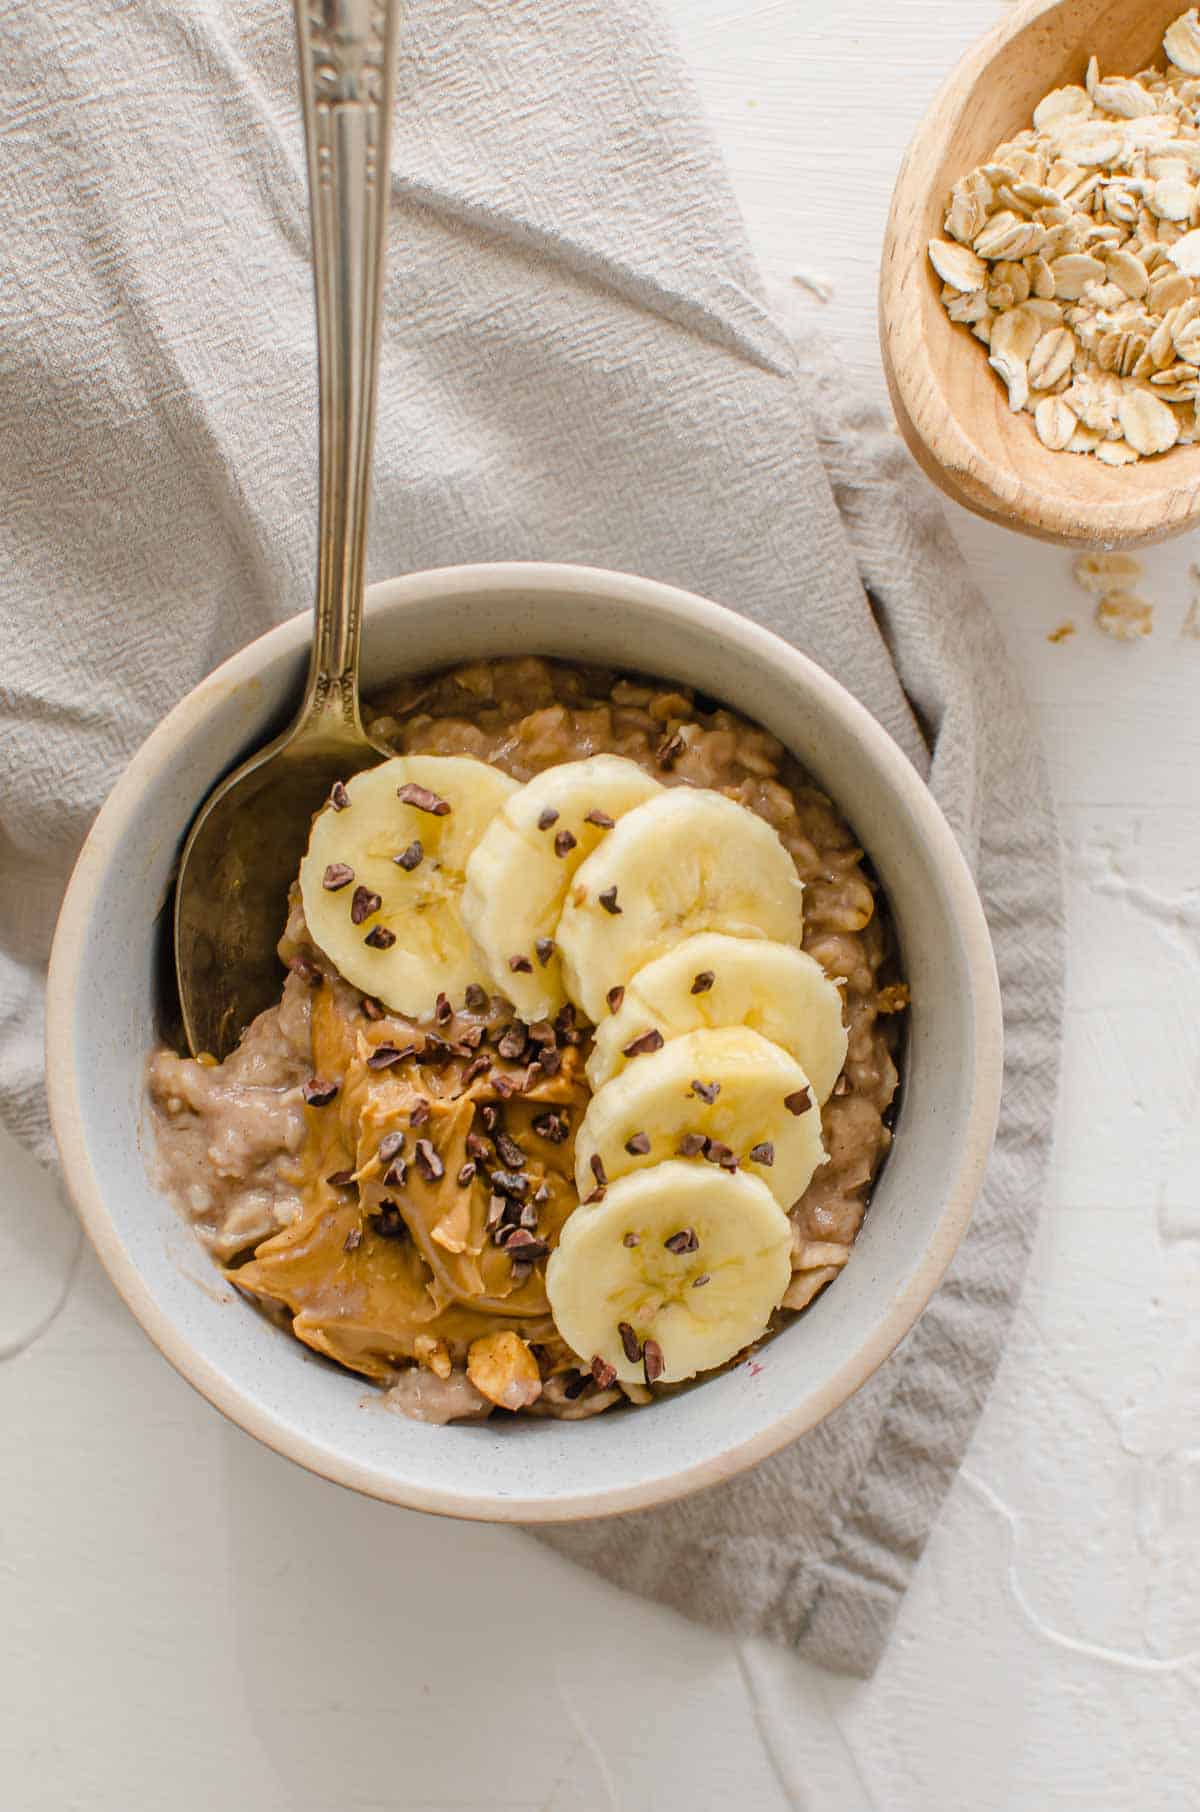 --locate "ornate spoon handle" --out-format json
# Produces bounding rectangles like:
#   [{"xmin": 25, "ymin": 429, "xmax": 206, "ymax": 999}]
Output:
[{"xmin": 293, "ymin": 0, "xmax": 401, "ymax": 738}]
